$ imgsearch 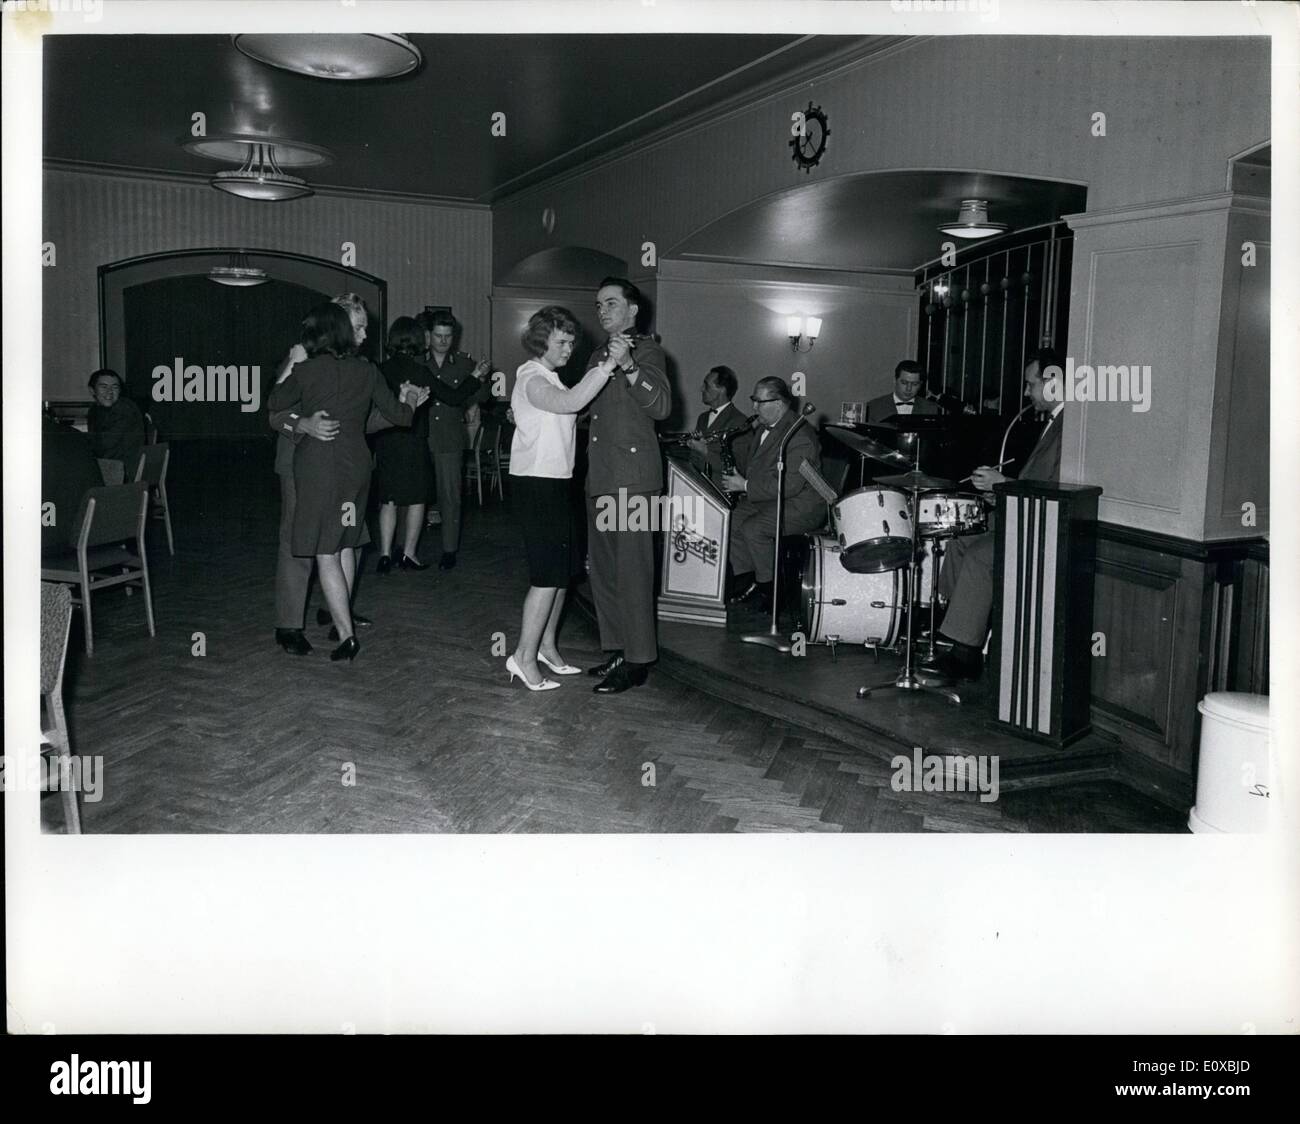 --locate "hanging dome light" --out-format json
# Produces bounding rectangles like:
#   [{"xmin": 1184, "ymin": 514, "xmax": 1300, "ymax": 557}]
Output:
[
  {"xmin": 209, "ymin": 252, "xmax": 268, "ymax": 287},
  {"xmin": 232, "ymin": 33, "xmax": 423, "ymax": 80},
  {"xmin": 211, "ymin": 143, "xmax": 313, "ymax": 201},
  {"xmin": 938, "ymin": 199, "xmax": 1009, "ymax": 240}
]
